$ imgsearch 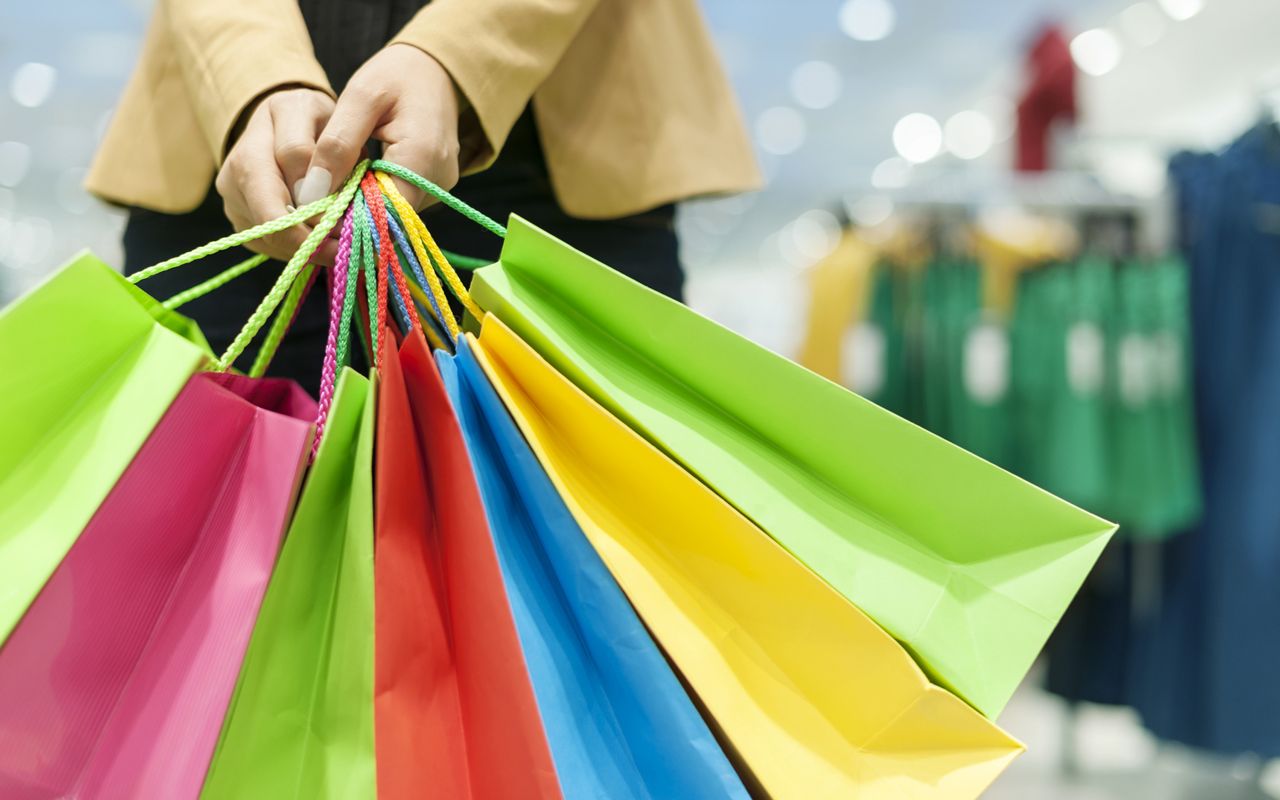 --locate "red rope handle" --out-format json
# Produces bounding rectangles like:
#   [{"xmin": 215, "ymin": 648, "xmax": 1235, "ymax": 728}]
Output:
[
  {"xmin": 361, "ymin": 174, "xmax": 419, "ymax": 342},
  {"xmin": 360, "ymin": 174, "xmax": 392, "ymax": 362}
]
